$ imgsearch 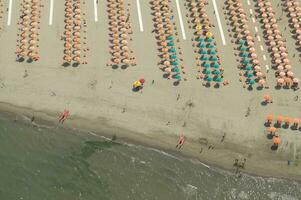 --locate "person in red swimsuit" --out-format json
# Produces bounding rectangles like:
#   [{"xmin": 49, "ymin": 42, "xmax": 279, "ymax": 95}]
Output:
[
  {"xmin": 59, "ymin": 109, "xmax": 69, "ymax": 124},
  {"xmin": 176, "ymin": 134, "xmax": 186, "ymax": 149}
]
